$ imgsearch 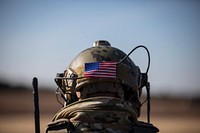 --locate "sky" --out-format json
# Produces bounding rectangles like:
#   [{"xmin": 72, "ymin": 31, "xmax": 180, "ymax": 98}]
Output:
[{"xmin": 0, "ymin": 0, "xmax": 200, "ymax": 97}]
